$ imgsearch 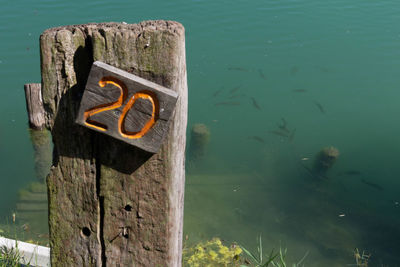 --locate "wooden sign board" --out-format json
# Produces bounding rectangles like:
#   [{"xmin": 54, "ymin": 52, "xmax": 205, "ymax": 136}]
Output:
[{"xmin": 76, "ymin": 61, "xmax": 178, "ymax": 153}]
